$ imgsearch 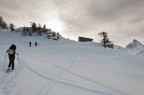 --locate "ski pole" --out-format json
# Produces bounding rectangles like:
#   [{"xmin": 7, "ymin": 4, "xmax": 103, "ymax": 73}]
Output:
[
  {"xmin": 17, "ymin": 54, "xmax": 21, "ymax": 70},
  {"xmin": 4, "ymin": 52, "xmax": 7, "ymax": 66}
]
